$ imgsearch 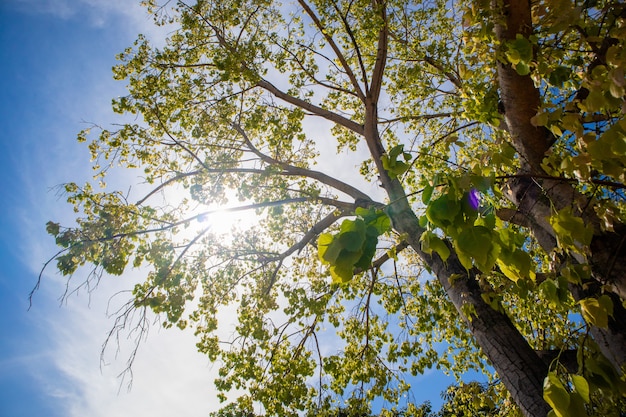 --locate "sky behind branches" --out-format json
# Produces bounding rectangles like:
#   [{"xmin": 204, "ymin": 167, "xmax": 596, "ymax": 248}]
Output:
[
  {"xmin": 0, "ymin": 2, "xmax": 481, "ymax": 416},
  {"xmin": 0, "ymin": 3, "xmax": 221, "ymax": 416}
]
